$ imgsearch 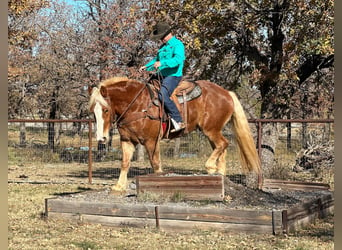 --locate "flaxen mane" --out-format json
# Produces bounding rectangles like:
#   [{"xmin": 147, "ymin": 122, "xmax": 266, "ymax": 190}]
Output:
[{"xmin": 100, "ymin": 76, "xmax": 129, "ymax": 88}]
